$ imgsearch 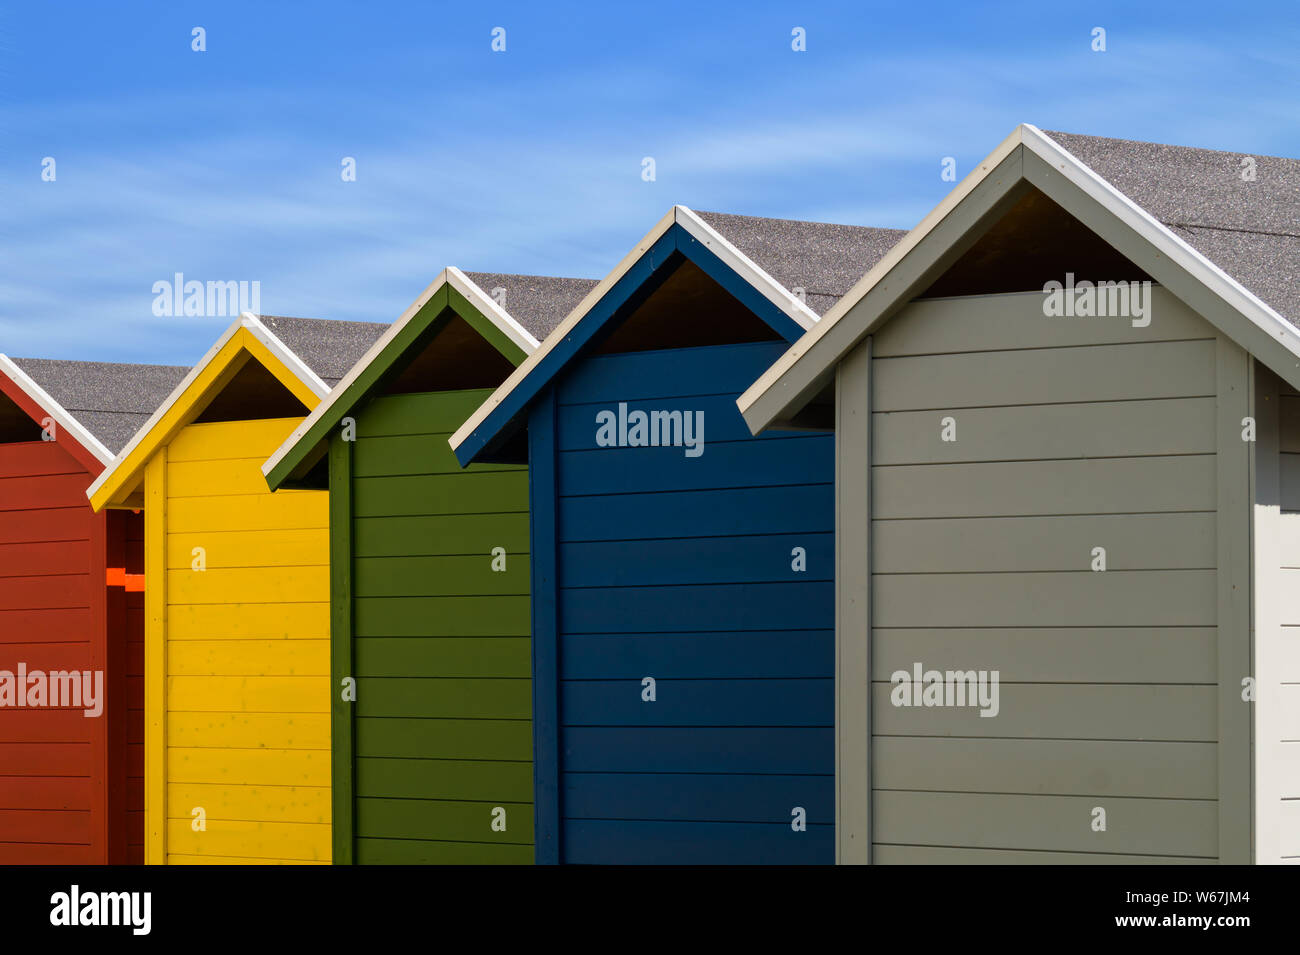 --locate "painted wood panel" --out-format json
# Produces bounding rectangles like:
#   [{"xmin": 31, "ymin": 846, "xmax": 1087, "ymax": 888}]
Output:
[
  {"xmin": 873, "ymin": 286, "xmax": 1209, "ymax": 357},
  {"xmin": 343, "ymin": 390, "xmax": 533, "ymax": 863},
  {"xmin": 871, "ymin": 513, "xmax": 1214, "ymax": 573},
  {"xmin": 874, "ymin": 791, "xmax": 1217, "ymax": 858},
  {"xmin": 860, "ymin": 292, "xmax": 1226, "ymax": 863},
  {"xmin": 544, "ymin": 342, "xmax": 834, "ymax": 864},
  {"xmin": 872, "ymin": 339, "xmax": 1216, "ymax": 411},
  {"xmin": 1255, "ymin": 365, "xmax": 1300, "ymax": 862},
  {"xmin": 155, "ymin": 417, "xmax": 330, "ymax": 864},
  {"xmin": 0, "ymin": 437, "xmax": 142, "ymax": 864}
]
